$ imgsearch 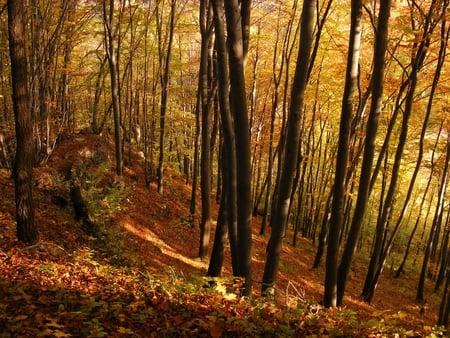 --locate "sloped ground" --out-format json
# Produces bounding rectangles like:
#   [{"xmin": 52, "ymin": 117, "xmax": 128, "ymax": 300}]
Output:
[{"xmin": 0, "ymin": 133, "xmax": 445, "ymax": 337}]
